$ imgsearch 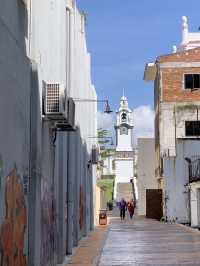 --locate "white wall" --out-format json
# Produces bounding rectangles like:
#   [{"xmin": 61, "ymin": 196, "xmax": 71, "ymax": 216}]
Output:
[
  {"xmin": 137, "ymin": 138, "xmax": 157, "ymax": 216},
  {"xmin": 164, "ymin": 140, "xmax": 200, "ymax": 223},
  {"xmin": 190, "ymin": 182, "xmax": 200, "ymax": 227},
  {"xmin": 29, "ymin": 0, "xmax": 97, "ymax": 264},
  {"xmin": 116, "ymin": 129, "xmax": 133, "ymax": 151}
]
